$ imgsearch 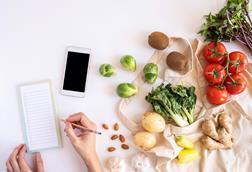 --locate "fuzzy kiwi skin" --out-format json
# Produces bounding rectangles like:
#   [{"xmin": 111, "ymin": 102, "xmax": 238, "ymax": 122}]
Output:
[
  {"xmin": 166, "ymin": 51, "xmax": 188, "ymax": 72},
  {"xmin": 148, "ymin": 31, "xmax": 169, "ymax": 50}
]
